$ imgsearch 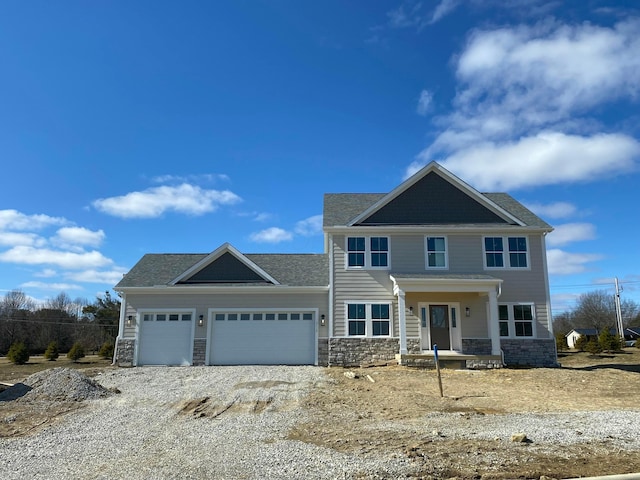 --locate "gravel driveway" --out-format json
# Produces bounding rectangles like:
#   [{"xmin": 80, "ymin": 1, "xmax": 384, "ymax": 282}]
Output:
[{"xmin": 0, "ymin": 366, "xmax": 415, "ymax": 479}]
